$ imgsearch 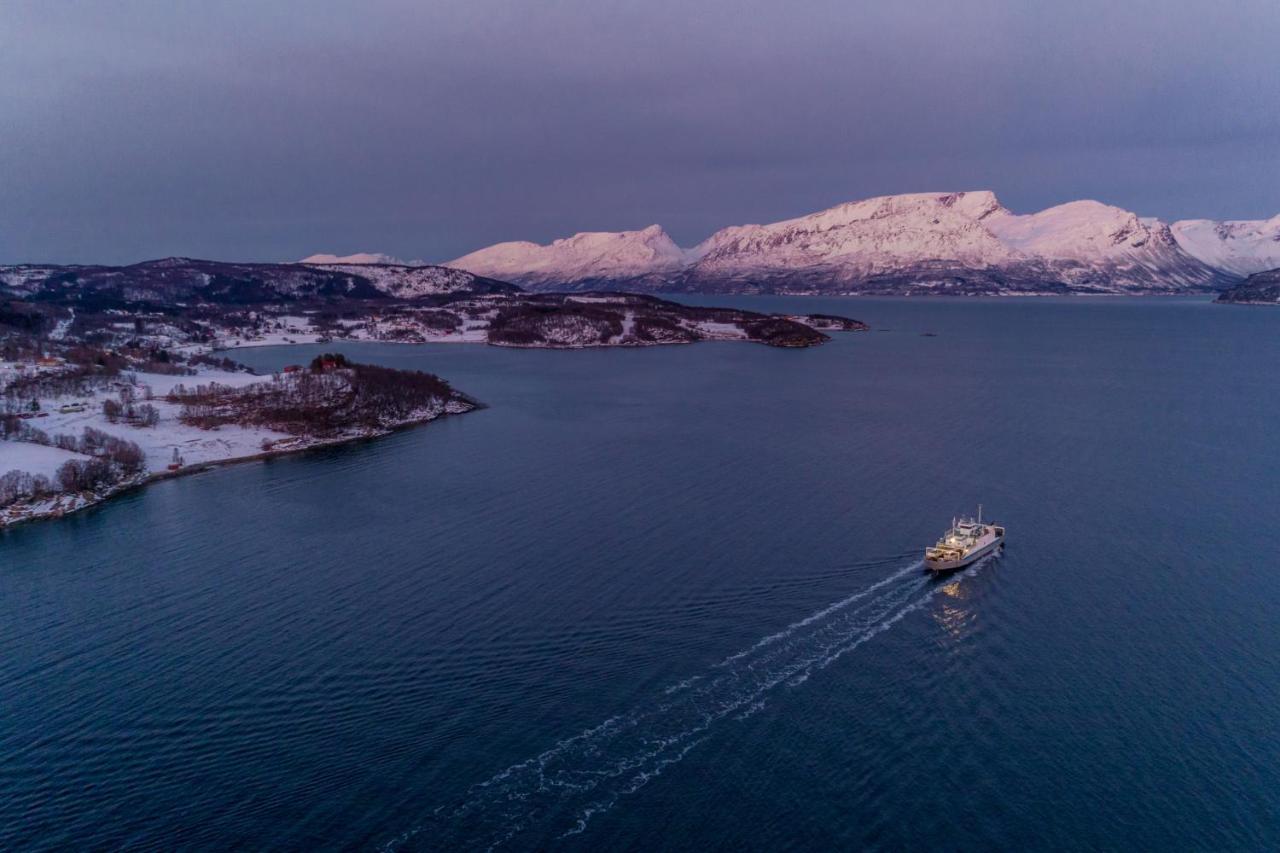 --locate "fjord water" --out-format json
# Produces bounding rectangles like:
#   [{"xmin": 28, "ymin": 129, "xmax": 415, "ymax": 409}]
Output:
[{"xmin": 3, "ymin": 297, "xmax": 1279, "ymax": 849}]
